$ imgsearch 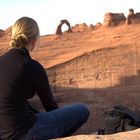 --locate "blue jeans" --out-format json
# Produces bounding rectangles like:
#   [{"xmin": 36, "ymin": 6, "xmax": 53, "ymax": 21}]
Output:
[{"xmin": 24, "ymin": 103, "xmax": 89, "ymax": 140}]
